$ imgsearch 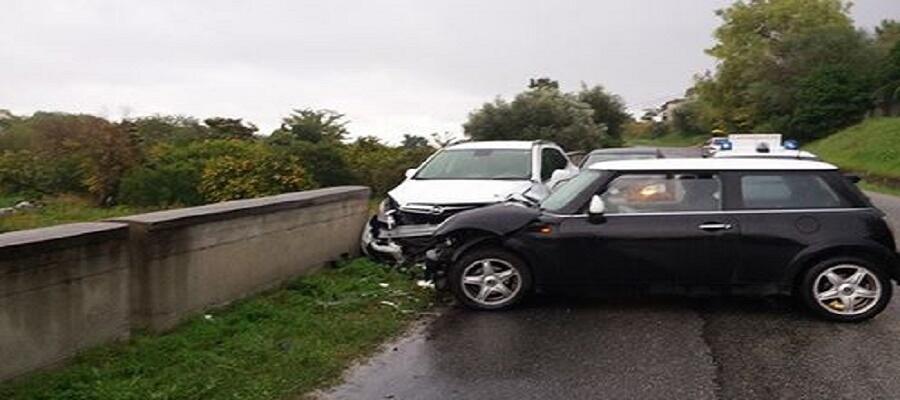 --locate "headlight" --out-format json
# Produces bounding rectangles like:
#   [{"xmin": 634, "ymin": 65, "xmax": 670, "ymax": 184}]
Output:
[{"xmin": 377, "ymin": 197, "xmax": 397, "ymax": 227}]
